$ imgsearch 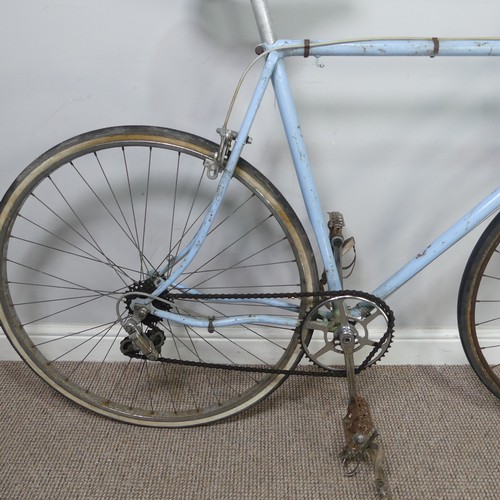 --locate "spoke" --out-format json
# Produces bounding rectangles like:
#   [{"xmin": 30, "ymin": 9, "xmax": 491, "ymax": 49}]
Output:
[
  {"xmin": 179, "ymin": 231, "xmax": 284, "ymax": 290},
  {"xmin": 166, "ymin": 299, "xmax": 269, "ymax": 369},
  {"xmin": 160, "ymin": 191, "xmax": 254, "ymax": 281},
  {"xmin": 484, "ymin": 274, "xmax": 500, "ymax": 281},
  {"xmin": 92, "ymin": 153, "xmax": 139, "ymax": 249},
  {"xmin": 8, "ymin": 259, "xmax": 121, "ymax": 300},
  {"xmin": 30, "ymin": 193, "xmax": 131, "ymax": 287},
  {"xmin": 168, "ymin": 153, "xmax": 181, "ymax": 274},
  {"xmin": 144, "ymin": 361, "xmax": 157, "ymax": 413},
  {"xmin": 13, "ymin": 292, "xmax": 110, "ymax": 307},
  {"xmin": 105, "ymin": 358, "xmax": 134, "ymax": 403},
  {"xmin": 179, "ymin": 258, "xmax": 295, "ymax": 276},
  {"xmin": 8, "ymin": 280, "xmax": 129, "ymax": 295},
  {"xmin": 17, "ymin": 285, "xmax": 117, "ymax": 327},
  {"xmin": 47, "ymin": 320, "xmax": 120, "ymax": 364},
  {"xmin": 176, "ymin": 297, "xmax": 290, "ymax": 350},
  {"xmin": 155, "ymin": 354, "xmax": 179, "ymax": 414},
  {"xmin": 71, "ymin": 160, "xmax": 155, "ymax": 274},
  {"xmin": 130, "ymin": 359, "xmax": 149, "ymax": 408},
  {"xmin": 168, "ymin": 319, "xmax": 204, "ymax": 409},
  {"xmin": 205, "ymin": 194, "xmax": 255, "ymax": 237},
  {"xmin": 35, "ymin": 321, "xmax": 118, "ymax": 346},
  {"xmin": 122, "ymin": 147, "xmax": 144, "ymax": 275},
  {"xmin": 22, "ymin": 297, "xmax": 111, "ymax": 326},
  {"xmin": 140, "ymin": 148, "xmax": 153, "ymax": 280},
  {"xmin": 168, "ymin": 319, "xmax": 261, "ymax": 388},
  {"xmin": 476, "ymin": 316, "xmax": 500, "ymax": 326},
  {"xmin": 84, "ymin": 325, "xmax": 124, "ymax": 392},
  {"xmin": 174, "ymin": 301, "xmax": 285, "ymax": 363},
  {"xmin": 10, "ymin": 235, "xmax": 135, "ymax": 281},
  {"xmin": 163, "ymin": 163, "xmax": 208, "ymax": 279},
  {"xmin": 46, "ymin": 176, "xmax": 132, "ymax": 287},
  {"xmin": 17, "ymin": 214, "xmax": 125, "ymax": 268}
]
